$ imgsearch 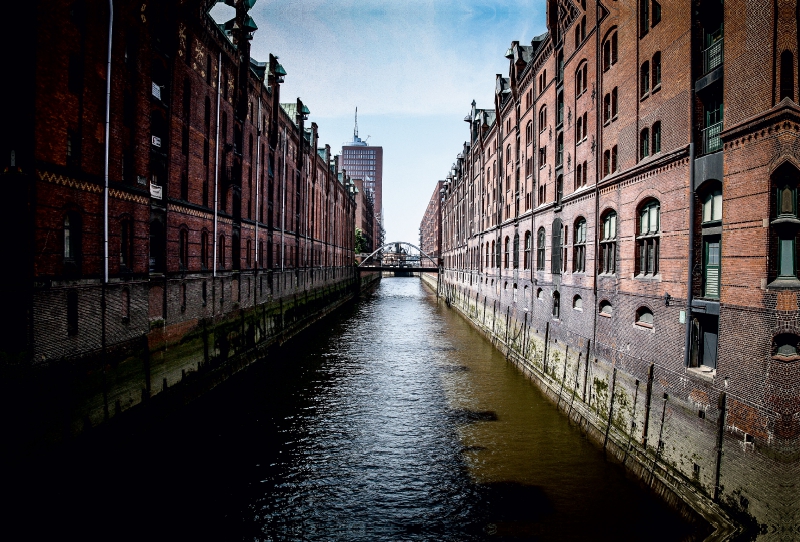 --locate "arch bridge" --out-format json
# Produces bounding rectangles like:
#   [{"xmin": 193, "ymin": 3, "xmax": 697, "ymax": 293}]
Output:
[{"xmin": 357, "ymin": 242, "xmax": 440, "ymax": 273}]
